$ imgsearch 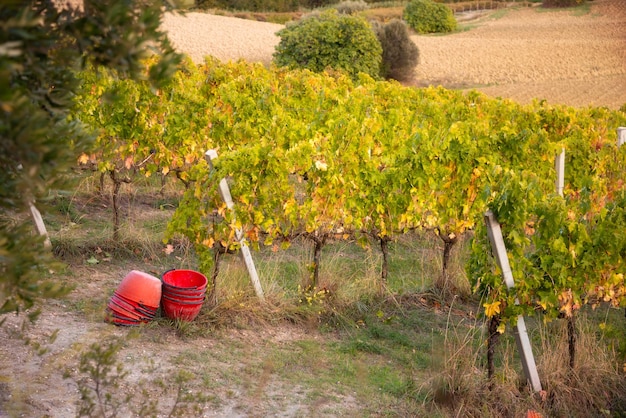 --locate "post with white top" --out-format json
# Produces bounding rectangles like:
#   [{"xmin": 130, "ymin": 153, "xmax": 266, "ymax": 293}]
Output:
[
  {"xmin": 205, "ymin": 149, "xmax": 265, "ymax": 302},
  {"xmin": 618, "ymin": 127, "xmax": 626, "ymax": 147},
  {"xmin": 555, "ymin": 148, "xmax": 565, "ymax": 197},
  {"xmin": 484, "ymin": 210, "xmax": 542, "ymax": 393}
]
